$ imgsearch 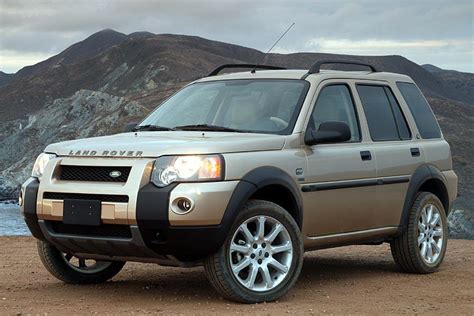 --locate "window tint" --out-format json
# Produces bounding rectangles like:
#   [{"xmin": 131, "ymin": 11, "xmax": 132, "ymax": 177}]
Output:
[
  {"xmin": 357, "ymin": 85, "xmax": 410, "ymax": 141},
  {"xmin": 397, "ymin": 82, "xmax": 441, "ymax": 139},
  {"xmin": 384, "ymin": 87, "xmax": 411, "ymax": 139},
  {"xmin": 310, "ymin": 85, "xmax": 360, "ymax": 141}
]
